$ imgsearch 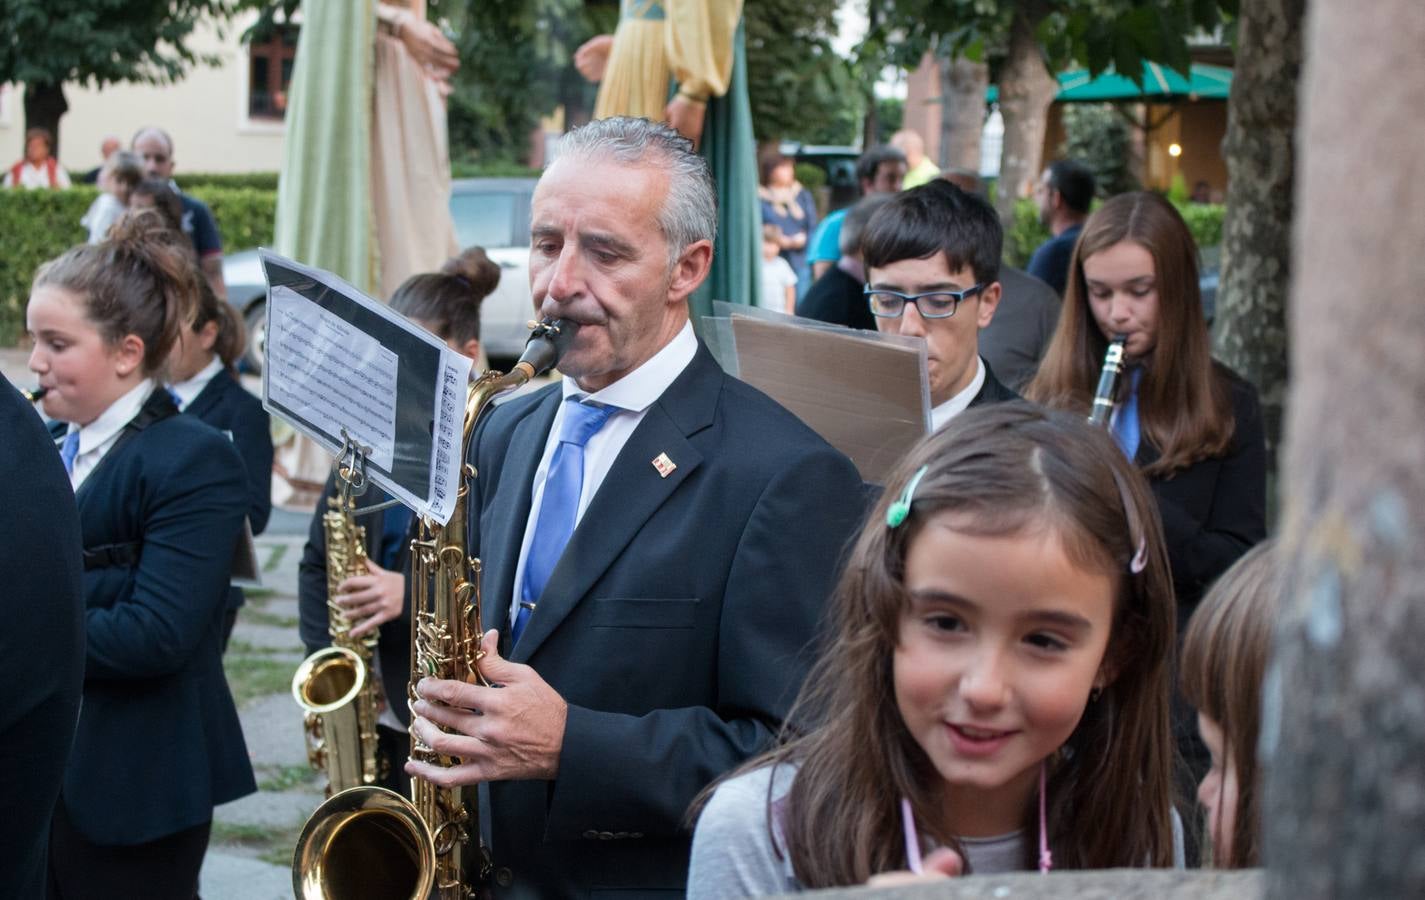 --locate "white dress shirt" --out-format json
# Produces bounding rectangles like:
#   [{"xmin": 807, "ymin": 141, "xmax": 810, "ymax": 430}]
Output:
[
  {"xmin": 929, "ymin": 356, "xmax": 986, "ymax": 432},
  {"xmin": 3, "ymin": 160, "xmax": 72, "ymax": 189},
  {"xmin": 508, "ymin": 322, "xmax": 699, "ymax": 622},
  {"xmin": 66, "ymin": 379, "xmax": 155, "ymax": 490},
  {"xmin": 169, "ymin": 357, "xmax": 224, "ymax": 410}
]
